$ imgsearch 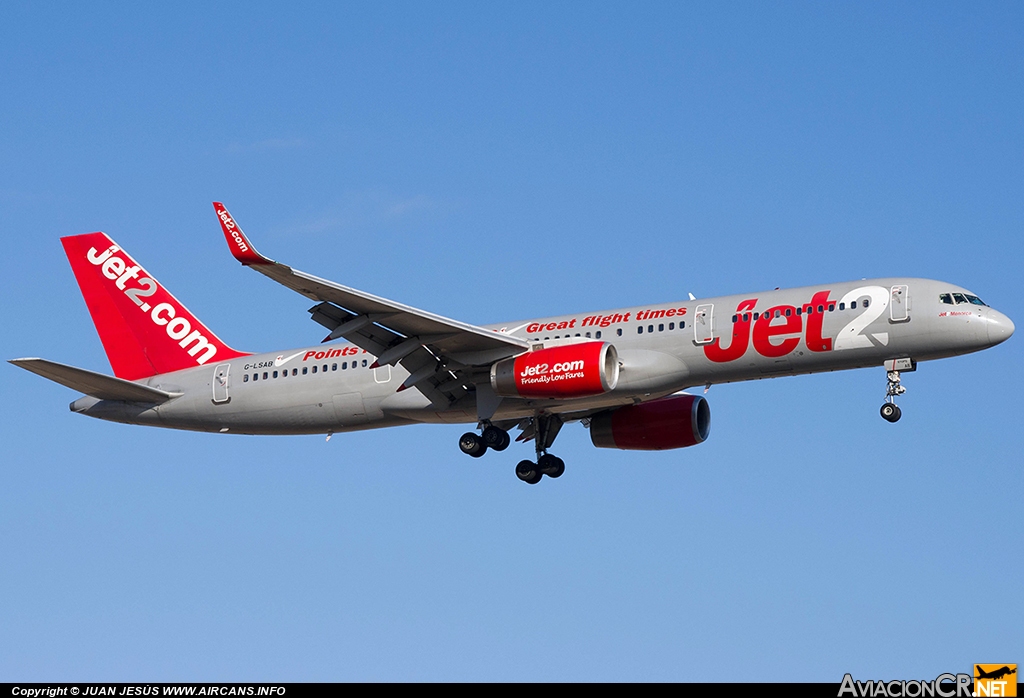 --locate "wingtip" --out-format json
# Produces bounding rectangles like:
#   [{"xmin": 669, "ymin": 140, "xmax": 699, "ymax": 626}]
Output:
[{"xmin": 214, "ymin": 202, "xmax": 272, "ymax": 266}]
